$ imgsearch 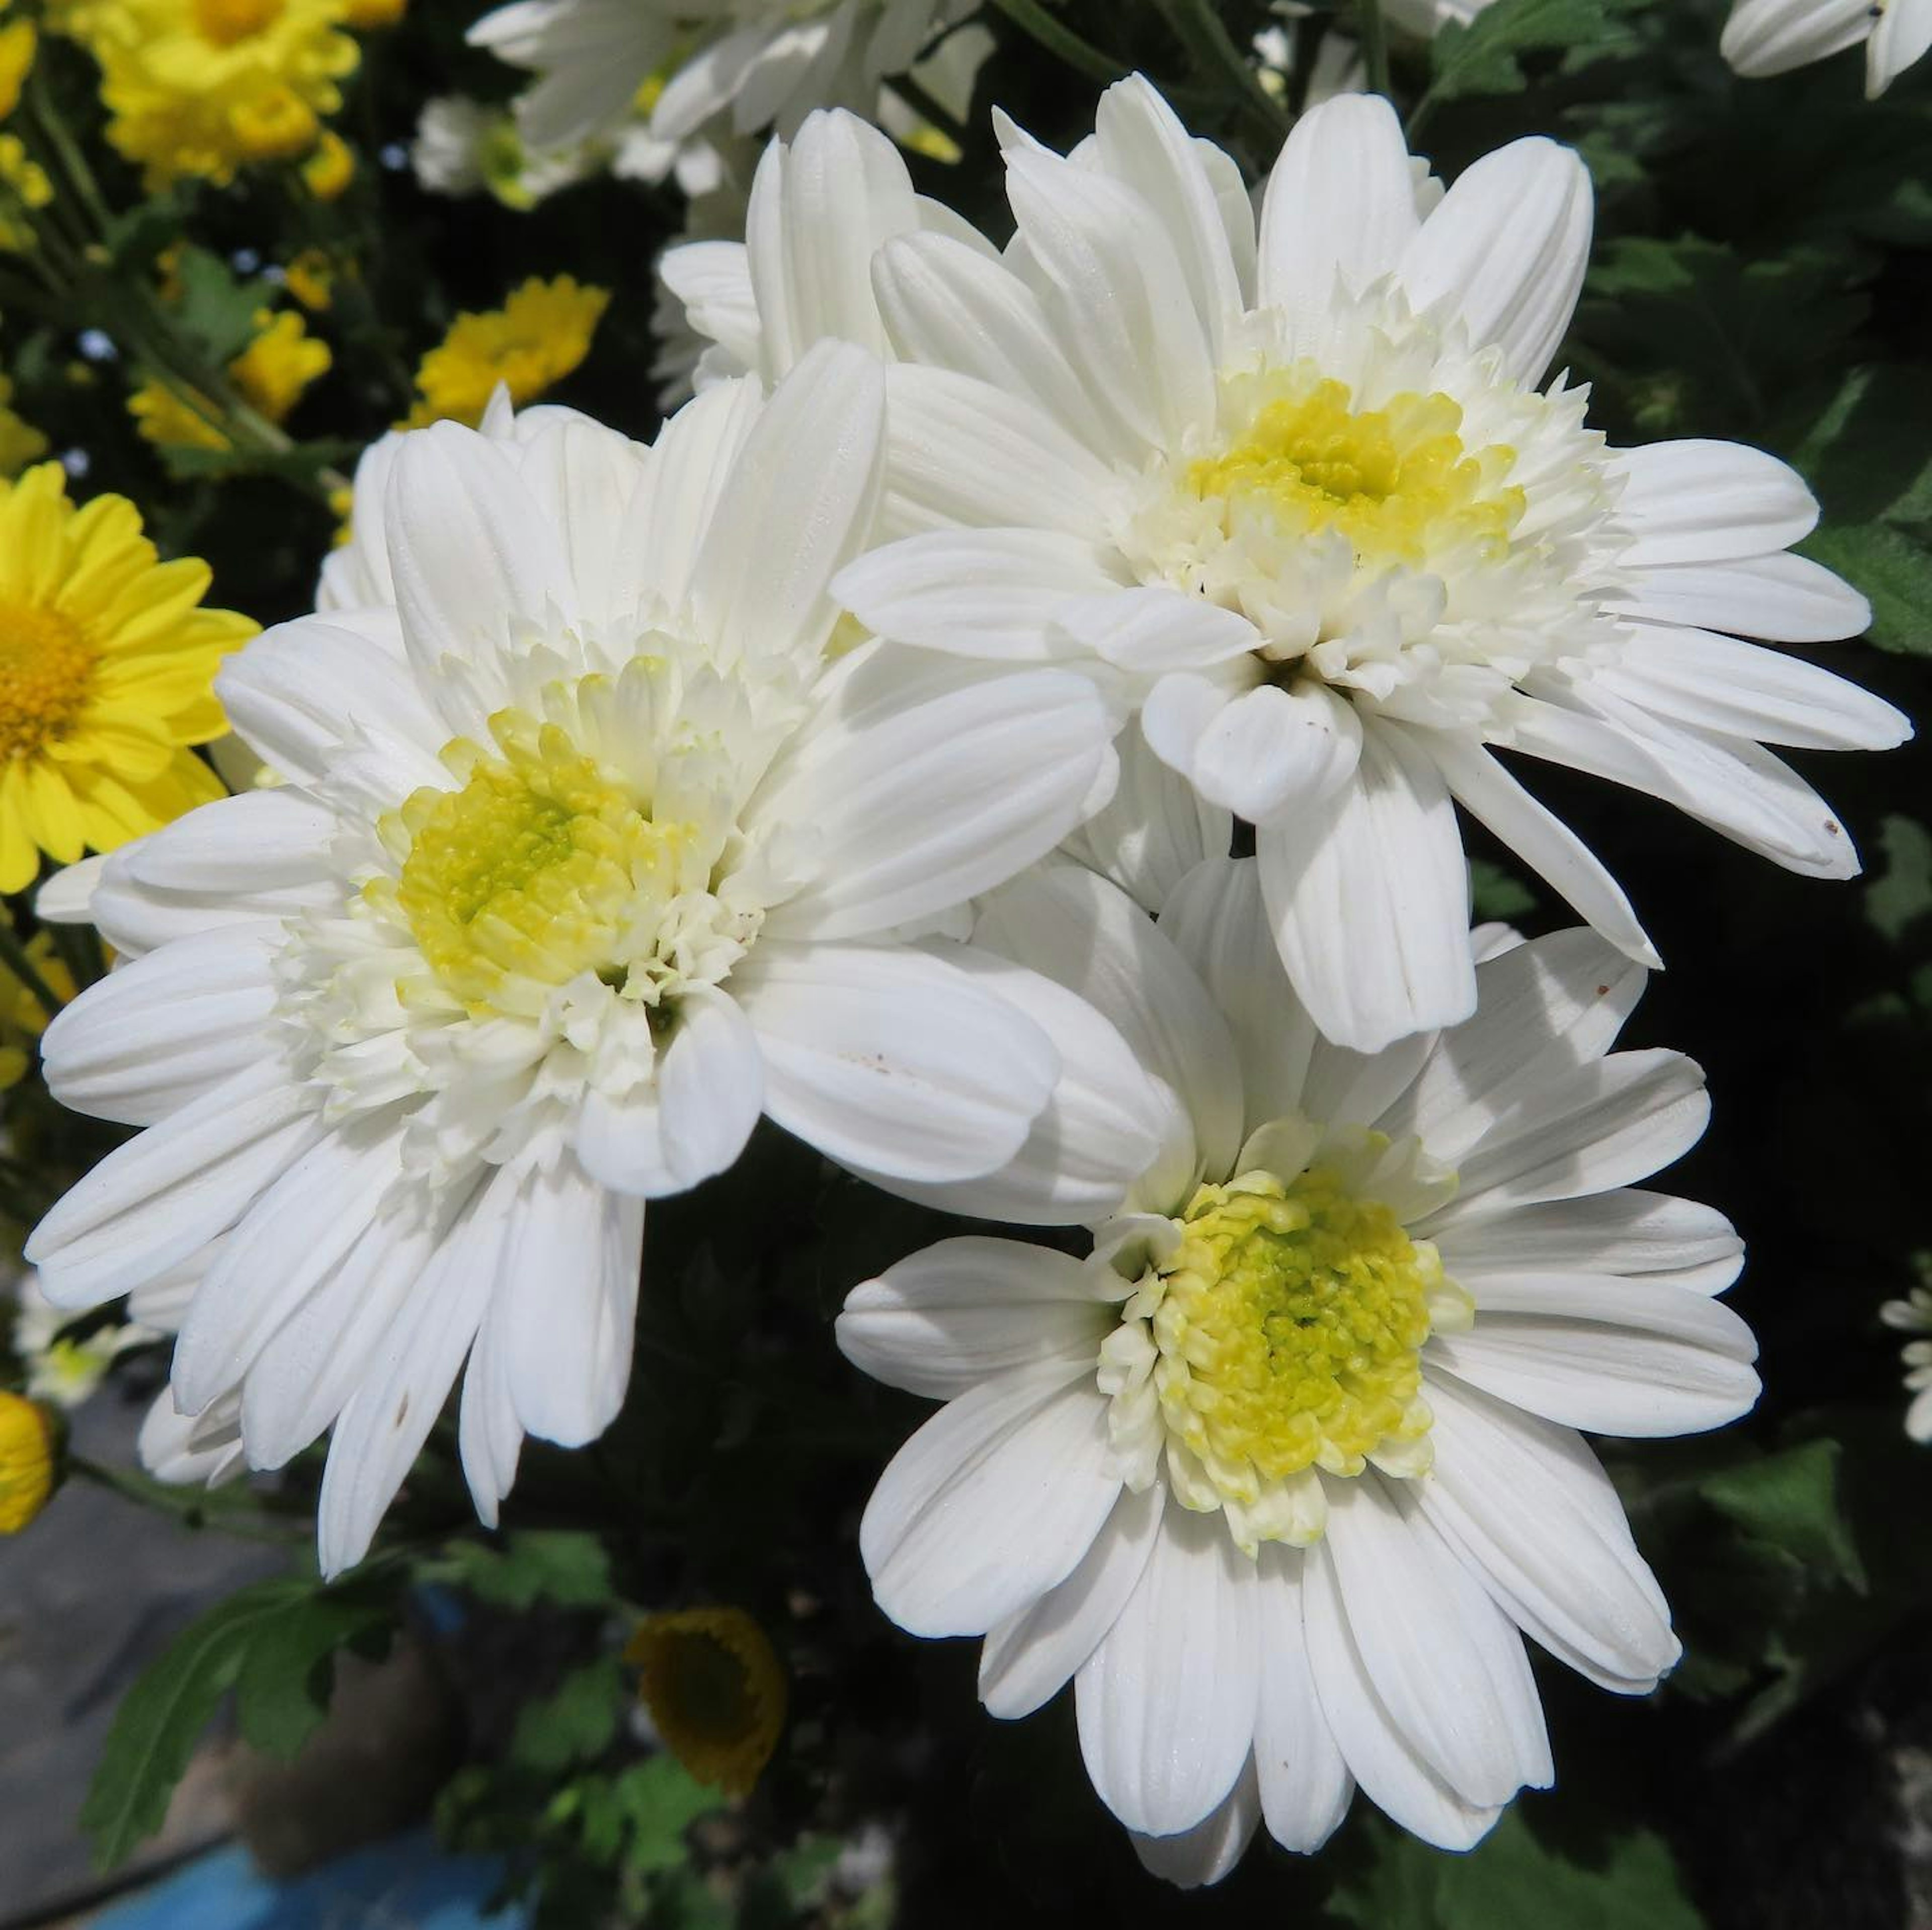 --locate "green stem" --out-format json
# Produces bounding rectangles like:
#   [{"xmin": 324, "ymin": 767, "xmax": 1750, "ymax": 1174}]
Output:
[
  {"xmin": 0, "ymin": 915, "xmax": 66, "ymax": 1021},
  {"xmin": 67, "ymin": 1454, "xmax": 311, "ymax": 1546},
  {"xmin": 986, "ymin": 0, "xmax": 1125, "ymax": 86},
  {"xmin": 26, "ymin": 81, "xmax": 114, "ymax": 238},
  {"xmin": 1157, "ymin": 0, "xmax": 1291, "ymax": 145},
  {"xmin": 1356, "ymin": 0, "xmax": 1394, "ymax": 104}
]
